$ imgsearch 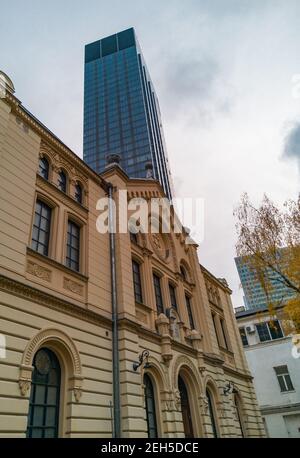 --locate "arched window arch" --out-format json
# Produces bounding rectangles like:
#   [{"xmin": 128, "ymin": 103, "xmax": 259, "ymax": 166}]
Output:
[
  {"xmin": 26, "ymin": 348, "xmax": 61, "ymax": 438},
  {"xmin": 180, "ymin": 265, "xmax": 187, "ymax": 281},
  {"xmin": 178, "ymin": 375, "xmax": 194, "ymax": 438},
  {"xmin": 74, "ymin": 182, "xmax": 83, "ymax": 204},
  {"xmin": 39, "ymin": 156, "xmax": 49, "ymax": 180},
  {"xmin": 234, "ymin": 394, "xmax": 246, "ymax": 437},
  {"xmin": 144, "ymin": 373, "xmax": 158, "ymax": 438},
  {"xmin": 206, "ymin": 387, "xmax": 219, "ymax": 438},
  {"xmin": 57, "ymin": 170, "xmax": 67, "ymax": 193}
]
